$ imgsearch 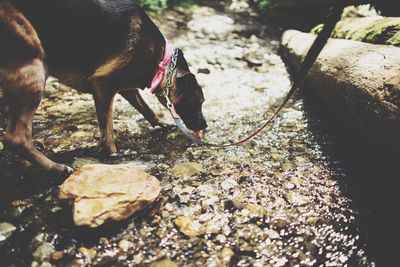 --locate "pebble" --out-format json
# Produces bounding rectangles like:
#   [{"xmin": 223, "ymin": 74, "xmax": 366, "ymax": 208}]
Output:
[
  {"xmin": 285, "ymin": 192, "xmax": 311, "ymax": 206},
  {"xmin": 244, "ymin": 204, "xmax": 266, "ymax": 218},
  {"xmin": 32, "ymin": 242, "xmax": 55, "ymax": 261},
  {"xmin": 174, "ymin": 216, "xmax": 204, "ymax": 237},
  {"xmin": 220, "ymin": 179, "xmax": 238, "ymax": 190},
  {"xmin": 78, "ymin": 247, "xmax": 97, "ymax": 259},
  {"xmin": 219, "ymin": 247, "xmax": 235, "ymax": 263},
  {"xmin": 149, "ymin": 259, "xmax": 178, "ymax": 267},
  {"xmin": 0, "ymin": 222, "xmax": 16, "ymax": 242},
  {"xmin": 170, "ymin": 162, "xmax": 203, "ymax": 177},
  {"xmin": 52, "ymin": 251, "xmax": 64, "ymax": 261},
  {"xmin": 265, "ymin": 229, "xmax": 280, "ymax": 239},
  {"xmin": 216, "ymin": 234, "xmax": 227, "ymax": 243},
  {"xmin": 118, "ymin": 239, "xmax": 133, "ymax": 252}
]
